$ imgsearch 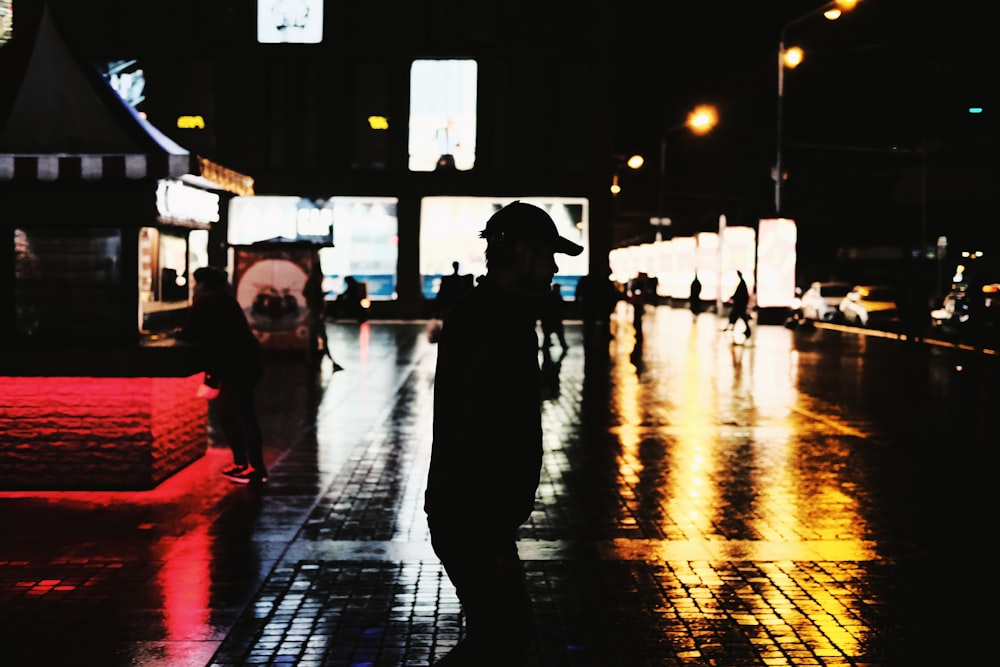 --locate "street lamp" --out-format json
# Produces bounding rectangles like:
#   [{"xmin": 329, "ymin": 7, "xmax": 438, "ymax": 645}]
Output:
[
  {"xmin": 774, "ymin": 0, "xmax": 861, "ymax": 215},
  {"xmin": 654, "ymin": 103, "xmax": 719, "ymax": 235},
  {"xmin": 610, "ymin": 153, "xmax": 645, "ymax": 196}
]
